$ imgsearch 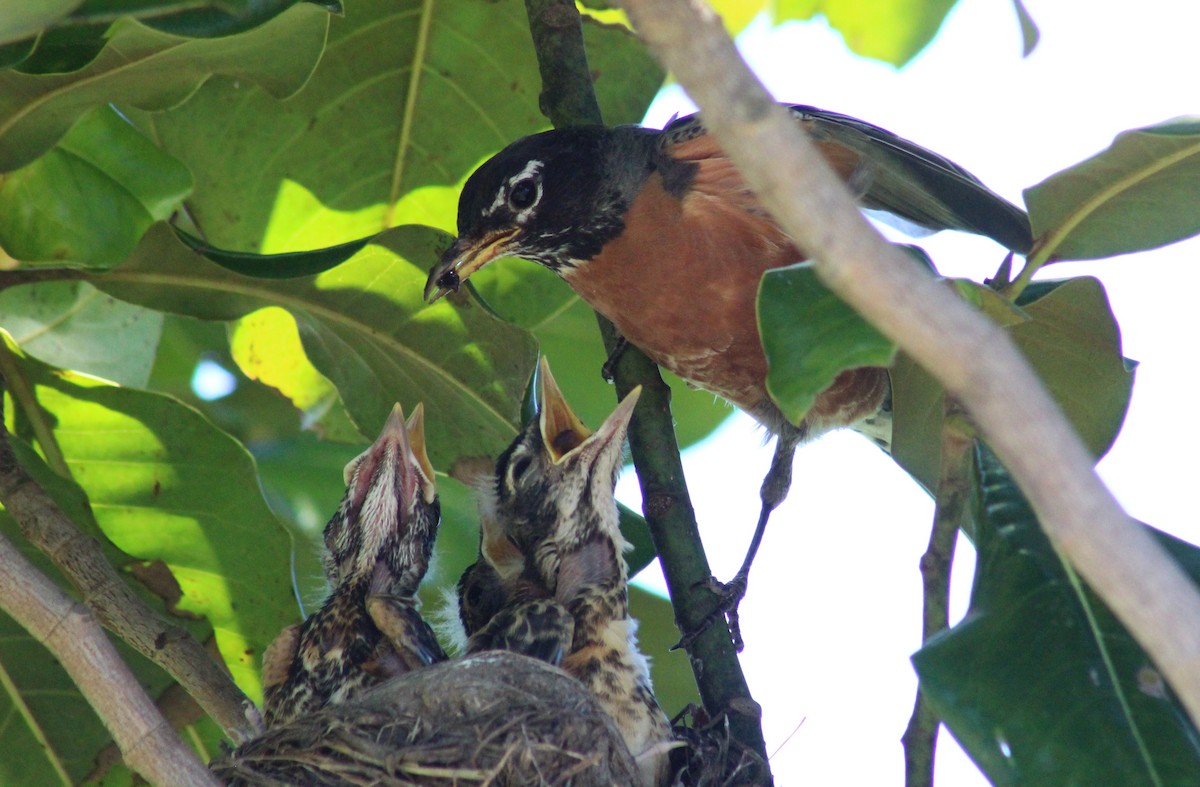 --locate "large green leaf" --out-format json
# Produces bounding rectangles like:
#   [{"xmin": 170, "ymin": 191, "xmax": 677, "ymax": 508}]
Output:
[
  {"xmin": 91, "ymin": 222, "xmax": 538, "ymax": 467},
  {"xmin": 135, "ymin": 0, "xmax": 664, "ymax": 253},
  {"xmin": 758, "ymin": 262, "xmax": 897, "ymax": 426},
  {"xmin": 0, "ymin": 331, "xmax": 294, "ymax": 699},
  {"xmin": 0, "ymin": 3, "xmax": 329, "ymax": 172},
  {"xmin": 914, "ymin": 446, "xmax": 1200, "ymax": 785},
  {"xmin": 1027, "ymin": 117, "xmax": 1200, "ymax": 261},
  {"xmin": 0, "ymin": 106, "xmax": 192, "ymax": 268},
  {"xmin": 0, "ymin": 281, "xmax": 163, "ymax": 388},
  {"xmin": 892, "ymin": 277, "xmax": 1133, "ymax": 493},
  {"xmin": 774, "ymin": 0, "xmax": 958, "ymax": 65}
]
